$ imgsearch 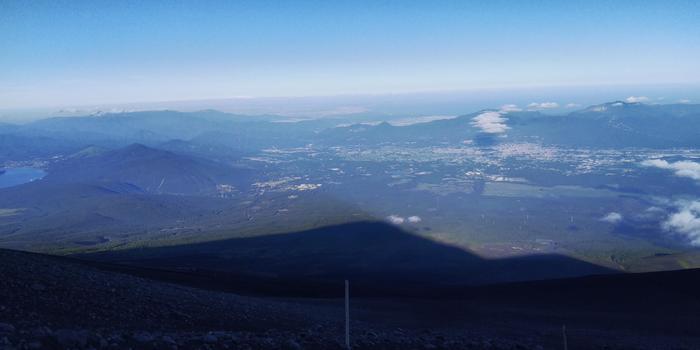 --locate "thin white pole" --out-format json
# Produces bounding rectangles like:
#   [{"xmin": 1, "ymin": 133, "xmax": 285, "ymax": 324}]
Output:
[
  {"xmin": 345, "ymin": 279, "xmax": 350, "ymax": 349},
  {"xmin": 562, "ymin": 324, "xmax": 568, "ymax": 350}
]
